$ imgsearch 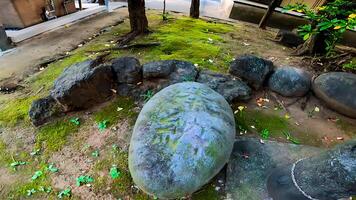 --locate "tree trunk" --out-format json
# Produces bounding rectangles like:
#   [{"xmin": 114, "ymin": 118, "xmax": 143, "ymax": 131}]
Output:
[
  {"xmin": 294, "ymin": 23, "xmax": 327, "ymax": 56},
  {"xmin": 190, "ymin": 0, "xmax": 200, "ymax": 18},
  {"xmin": 0, "ymin": 24, "xmax": 12, "ymax": 51},
  {"xmin": 258, "ymin": 0, "xmax": 282, "ymax": 29},
  {"xmin": 98, "ymin": 0, "xmax": 105, "ymax": 5},
  {"xmin": 128, "ymin": 0, "xmax": 149, "ymax": 34}
]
